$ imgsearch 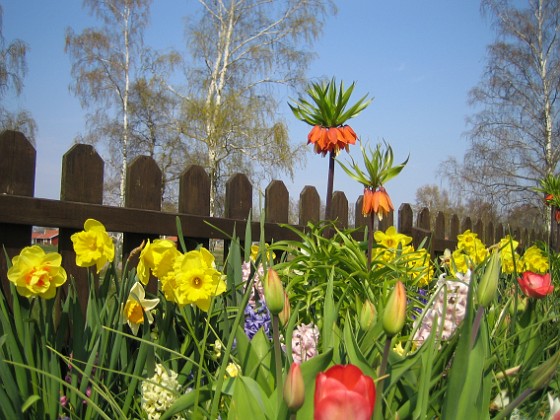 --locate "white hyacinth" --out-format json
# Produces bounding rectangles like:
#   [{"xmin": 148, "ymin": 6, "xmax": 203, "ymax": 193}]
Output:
[
  {"xmin": 141, "ymin": 364, "xmax": 184, "ymax": 420},
  {"xmin": 413, "ymin": 271, "xmax": 471, "ymax": 347}
]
